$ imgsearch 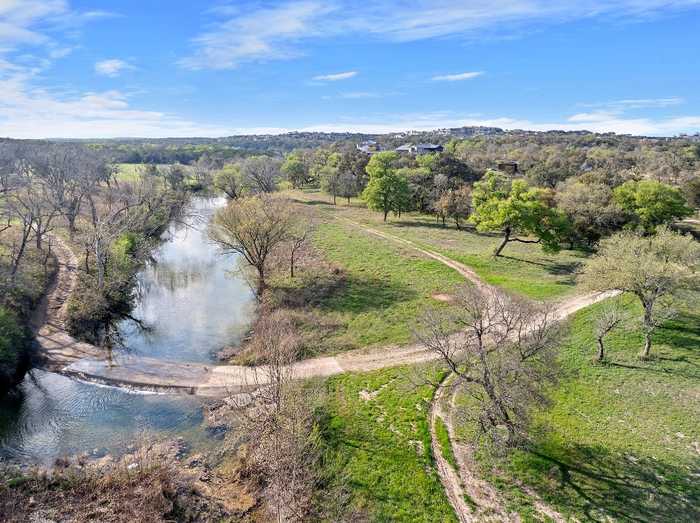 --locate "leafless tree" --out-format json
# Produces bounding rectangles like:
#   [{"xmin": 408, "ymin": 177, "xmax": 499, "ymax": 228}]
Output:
[
  {"xmin": 81, "ymin": 175, "xmax": 168, "ymax": 289},
  {"xmin": 287, "ymin": 207, "xmax": 317, "ymax": 279},
  {"xmin": 416, "ymin": 285, "xmax": 564, "ymax": 448},
  {"xmin": 593, "ymin": 301, "xmax": 628, "ymax": 362},
  {"xmin": 228, "ymin": 310, "xmax": 321, "ymax": 522},
  {"xmin": 239, "ymin": 156, "xmax": 281, "ymax": 194},
  {"xmin": 29, "ymin": 144, "xmax": 110, "ymax": 239}
]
